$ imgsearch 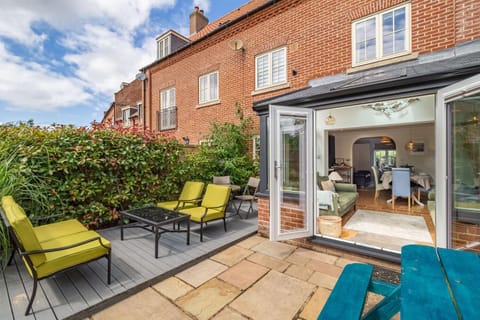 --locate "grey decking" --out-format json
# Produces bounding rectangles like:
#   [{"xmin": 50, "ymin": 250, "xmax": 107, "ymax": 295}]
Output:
[{"xmin": 1, "ymin": 207, "xmax": 257, "ymax": 320}]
